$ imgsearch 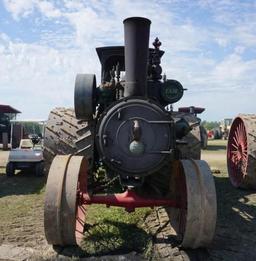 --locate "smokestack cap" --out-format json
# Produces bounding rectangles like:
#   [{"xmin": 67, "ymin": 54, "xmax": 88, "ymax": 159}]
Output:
[{"xmin": 123, "ymin": 17, "xmax": 151, "ymax": 25}]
